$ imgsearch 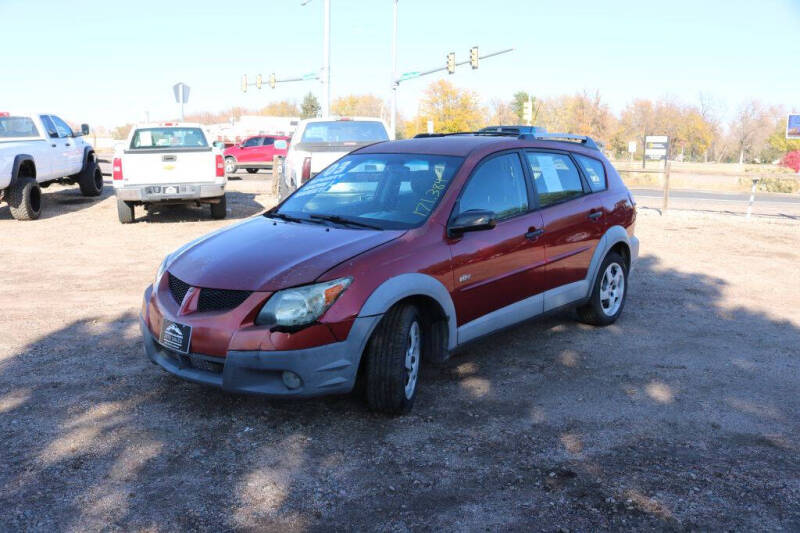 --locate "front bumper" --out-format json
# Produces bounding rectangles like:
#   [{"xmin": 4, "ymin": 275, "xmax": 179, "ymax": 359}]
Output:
[
  {"xmin": 115, "ymin": 182, "xmax": 224, "ymax": 202},
  {"xmin": 140, "ymin": 313, "xmax": 381, "ymax": 398}
]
